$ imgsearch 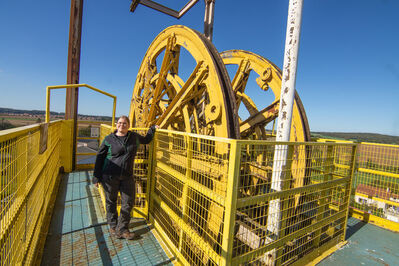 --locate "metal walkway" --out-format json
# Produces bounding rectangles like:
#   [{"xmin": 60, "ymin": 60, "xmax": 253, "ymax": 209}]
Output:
[
  {"xmin": 318, "ymin": 217, "xmax": 399, "ymax": 266},
  {"xmin": 39, "ymin": 171, "xmax": 399, "ymax": 266},
  {"xmin": 41, "ymin": 171, "xmax": 173, "ymax": 266}
]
